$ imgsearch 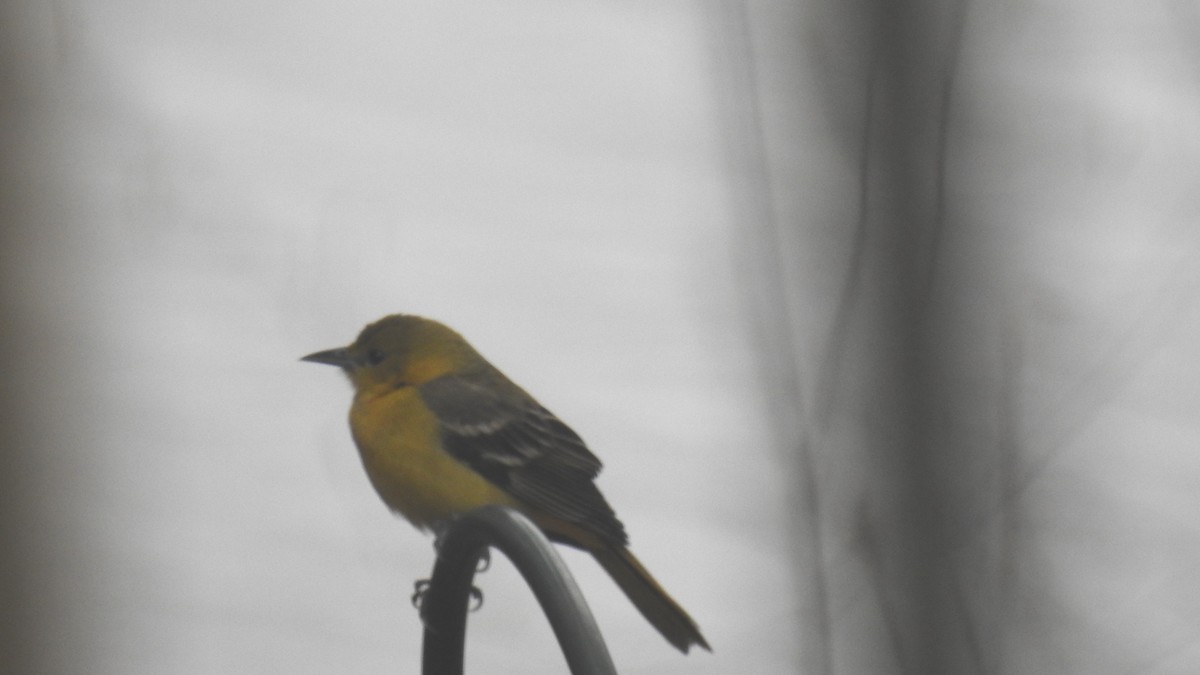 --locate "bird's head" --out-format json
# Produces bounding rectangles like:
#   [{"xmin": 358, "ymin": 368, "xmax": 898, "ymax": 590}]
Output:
[{"xmin": 302, "ymin": 314, "xmax": 479, "ymax": 392}]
